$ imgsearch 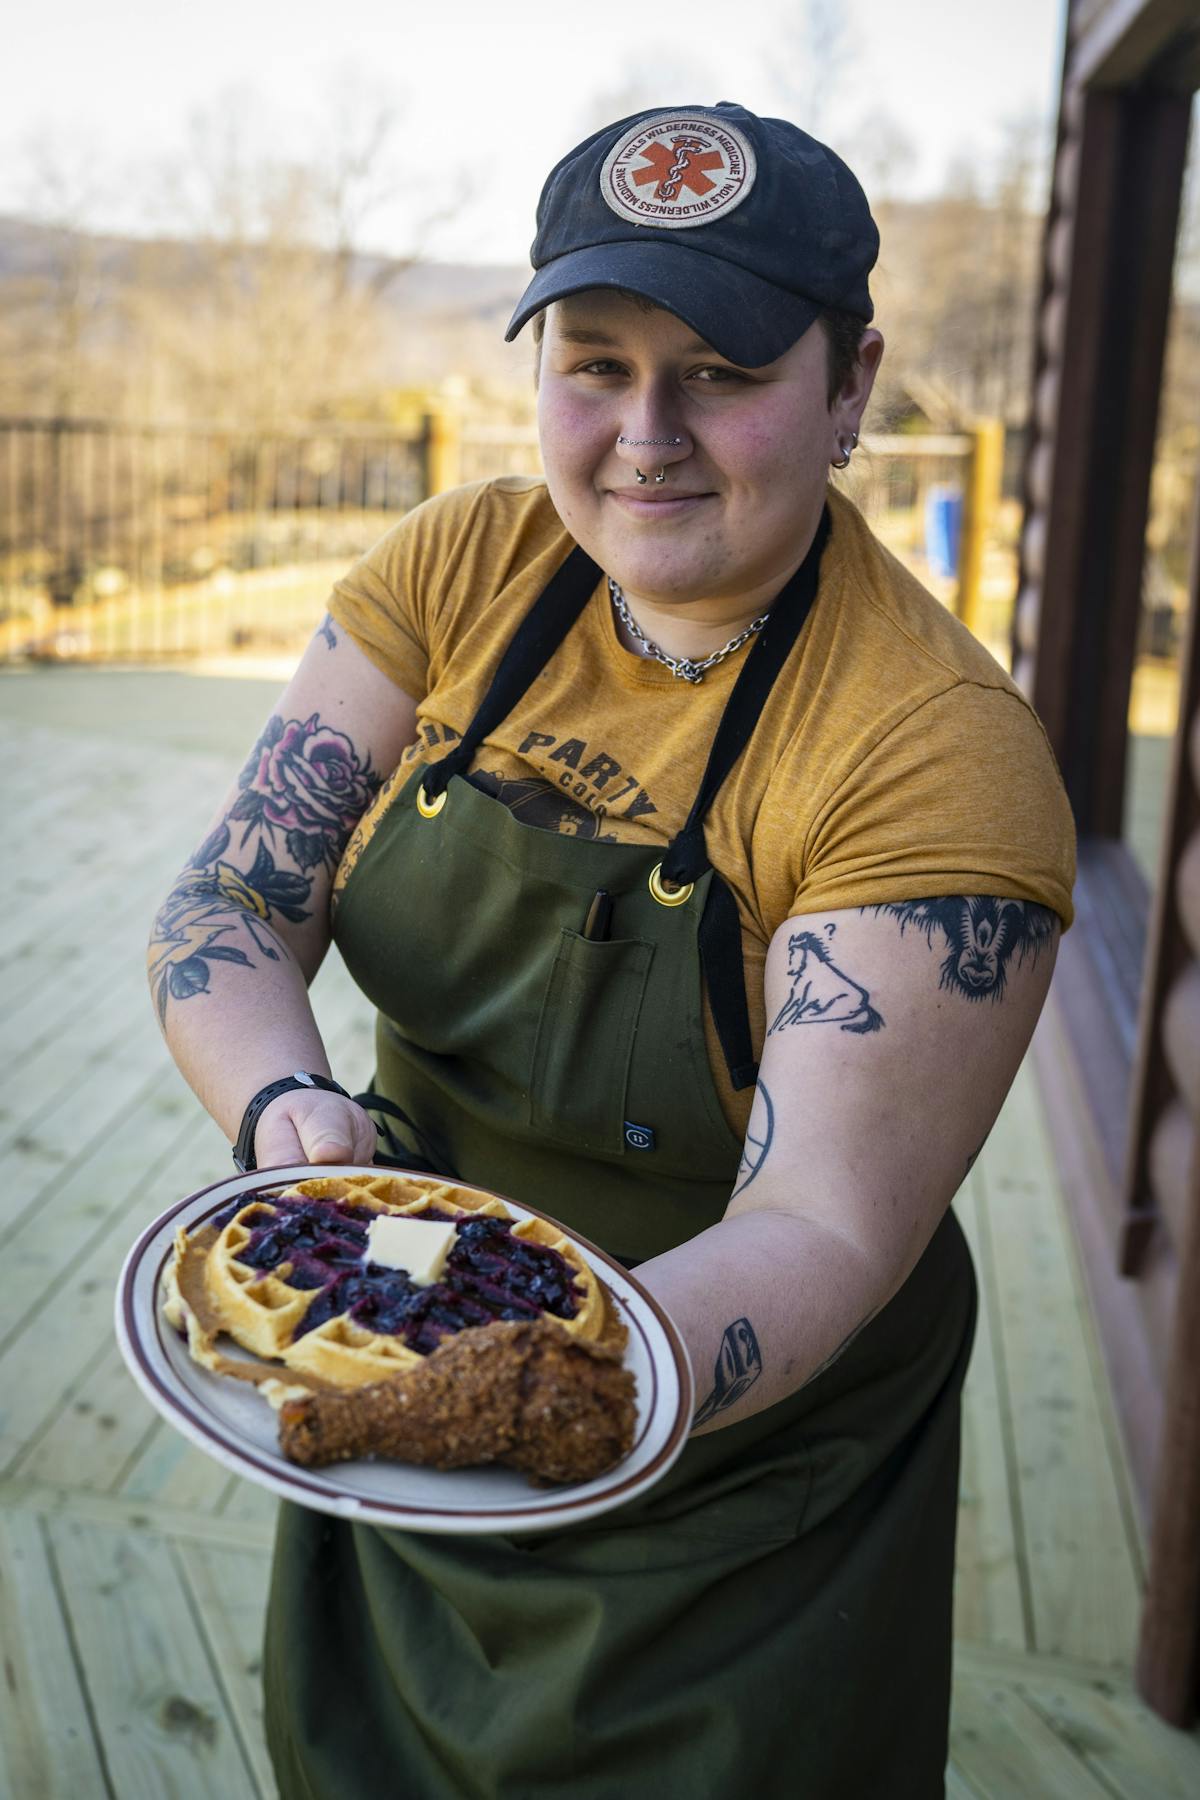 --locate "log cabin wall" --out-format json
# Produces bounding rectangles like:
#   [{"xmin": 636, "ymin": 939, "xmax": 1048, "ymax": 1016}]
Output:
[
  {"xmin": 1016, "ymin": 0, "xmax": 1200, "ymax": 1728},
  {"xmin": 1129, "ymin": 489, "xmax": 1200, "ymax": 1724}
]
